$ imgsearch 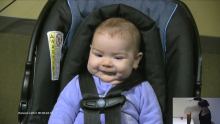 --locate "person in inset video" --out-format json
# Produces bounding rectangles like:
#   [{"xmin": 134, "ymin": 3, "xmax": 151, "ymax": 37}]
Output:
[
  {"xmin": 198, "ymin": 99, "xmax": 212, "ymax": 124},
  {"xmin": 186, "ymin": 98, "xmax": 213, "ymax": 124}
]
